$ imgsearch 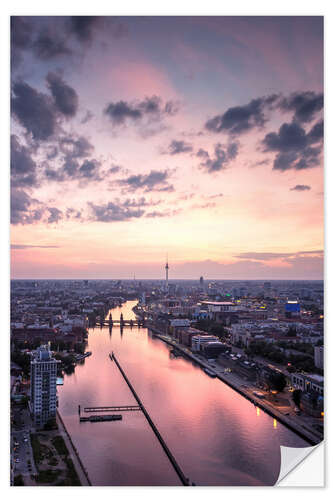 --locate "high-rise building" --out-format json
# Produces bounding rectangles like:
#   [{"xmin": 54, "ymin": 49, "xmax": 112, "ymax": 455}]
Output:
[
  {"xmin": 200, "ymin": 276, "xmax": 204, "ymax": 288},
  {"xmin": 30, "ymin": 344, "xmax": 60, "ymax": 428}
]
